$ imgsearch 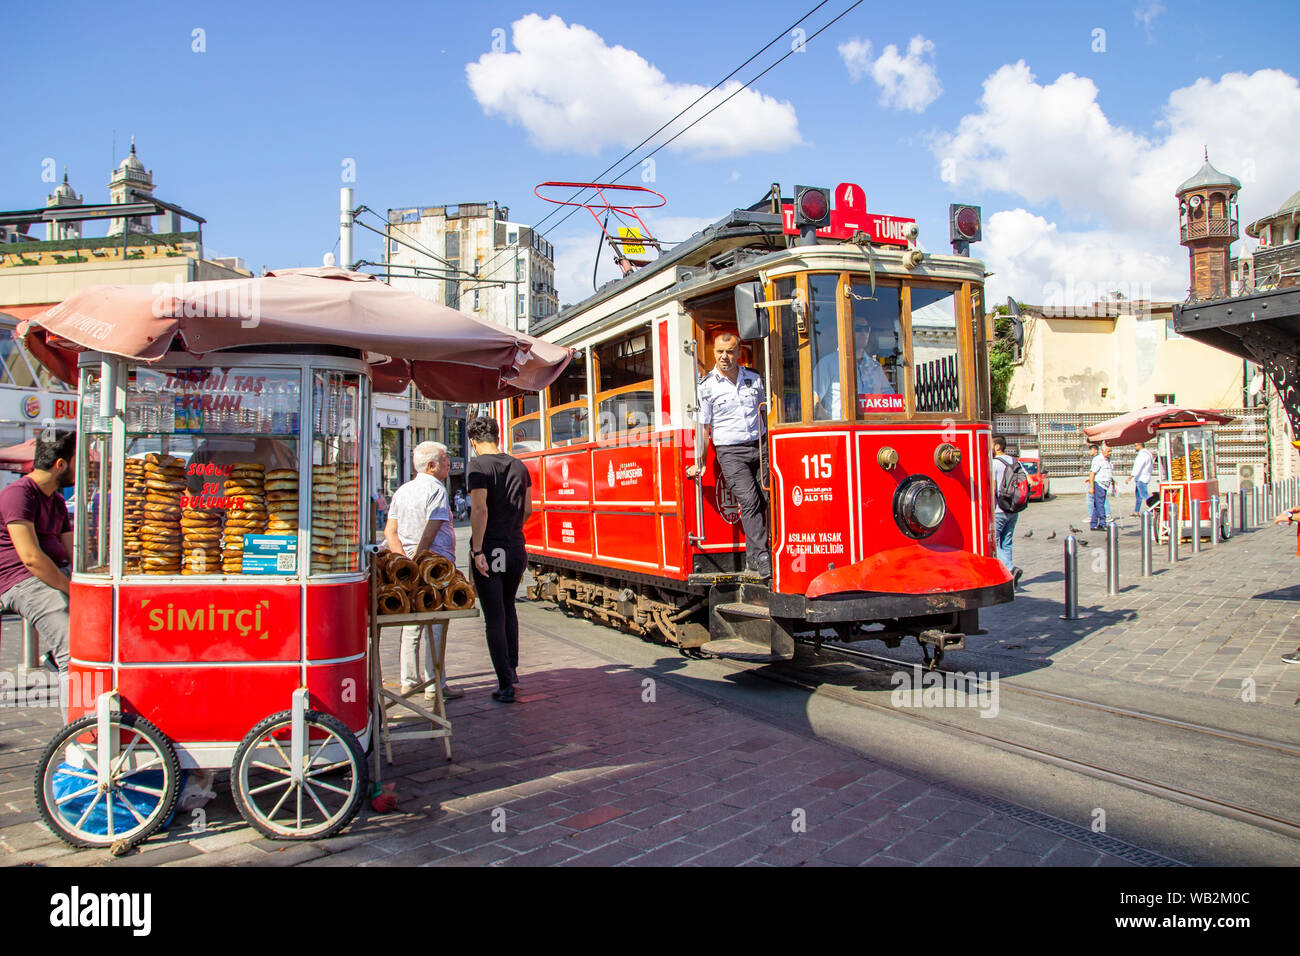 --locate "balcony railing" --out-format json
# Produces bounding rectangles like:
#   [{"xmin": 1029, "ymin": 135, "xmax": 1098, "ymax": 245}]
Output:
[{"xmin": 1180, "ymin": 217, "xmax": 1238, "ymax": 242}]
